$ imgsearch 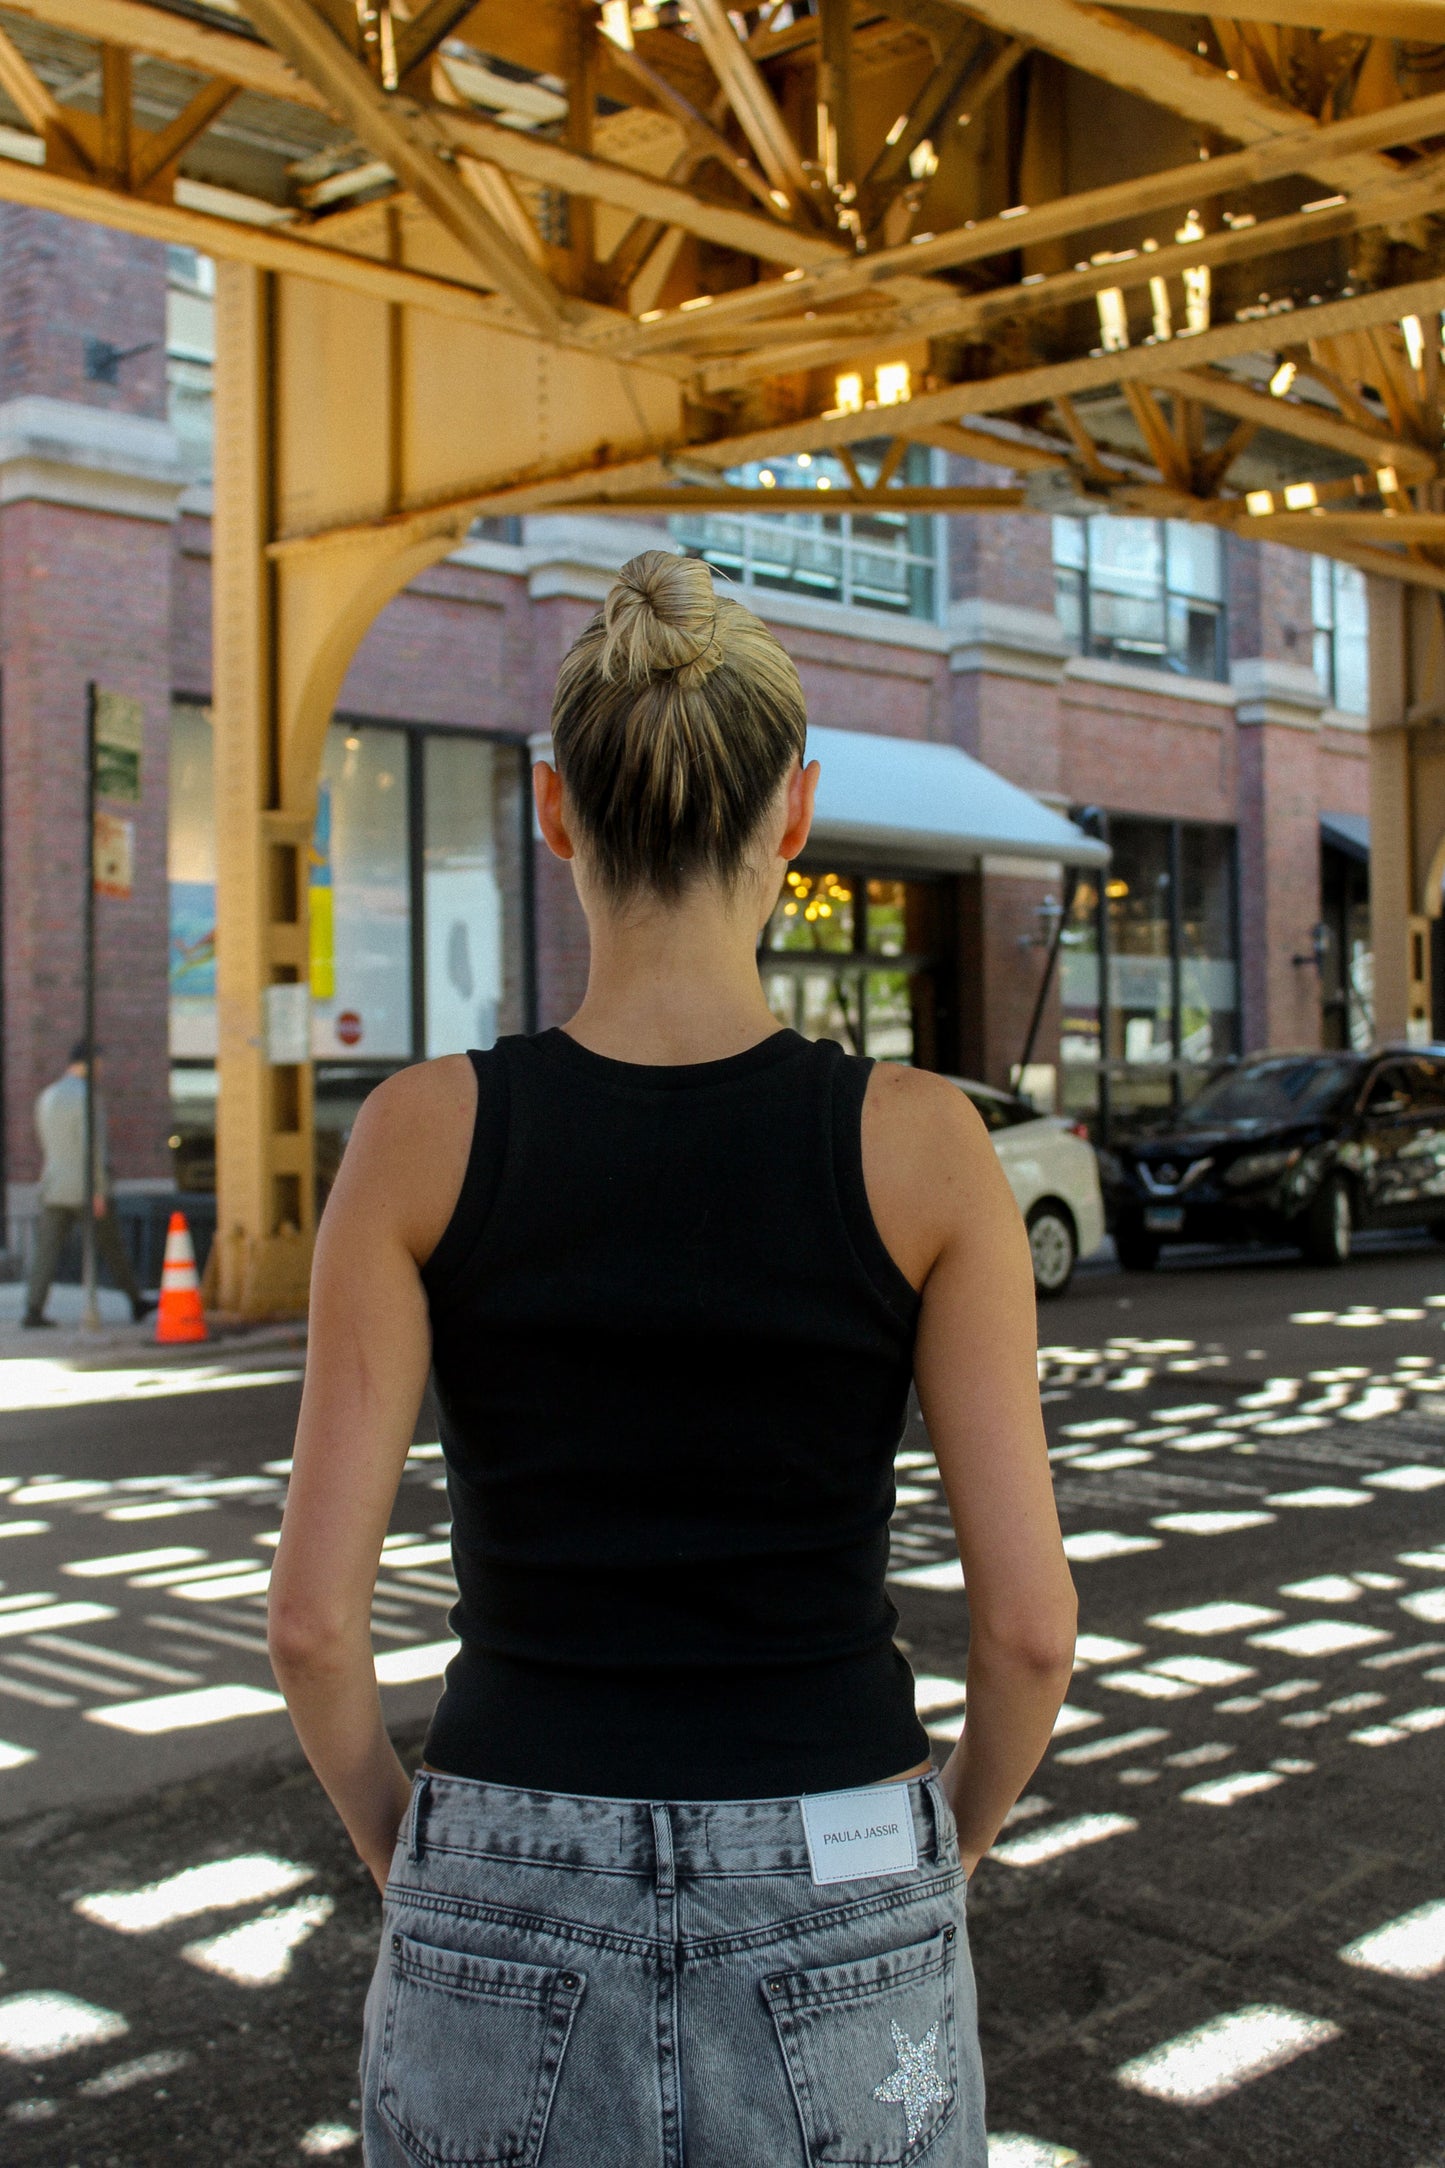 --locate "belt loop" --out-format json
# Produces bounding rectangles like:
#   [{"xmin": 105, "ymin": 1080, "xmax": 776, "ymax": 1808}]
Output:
[
  {"xmin": 650, "ymin": 1803, "xmax": 676, "ymax": 1901},
  {"xmin": 923, "ymin": 1772, "xmax": 954, "ymax": 1863},
  {"xmin": 407, "ymin": 1773, "xmax": 431, "ymax": 1864}
]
